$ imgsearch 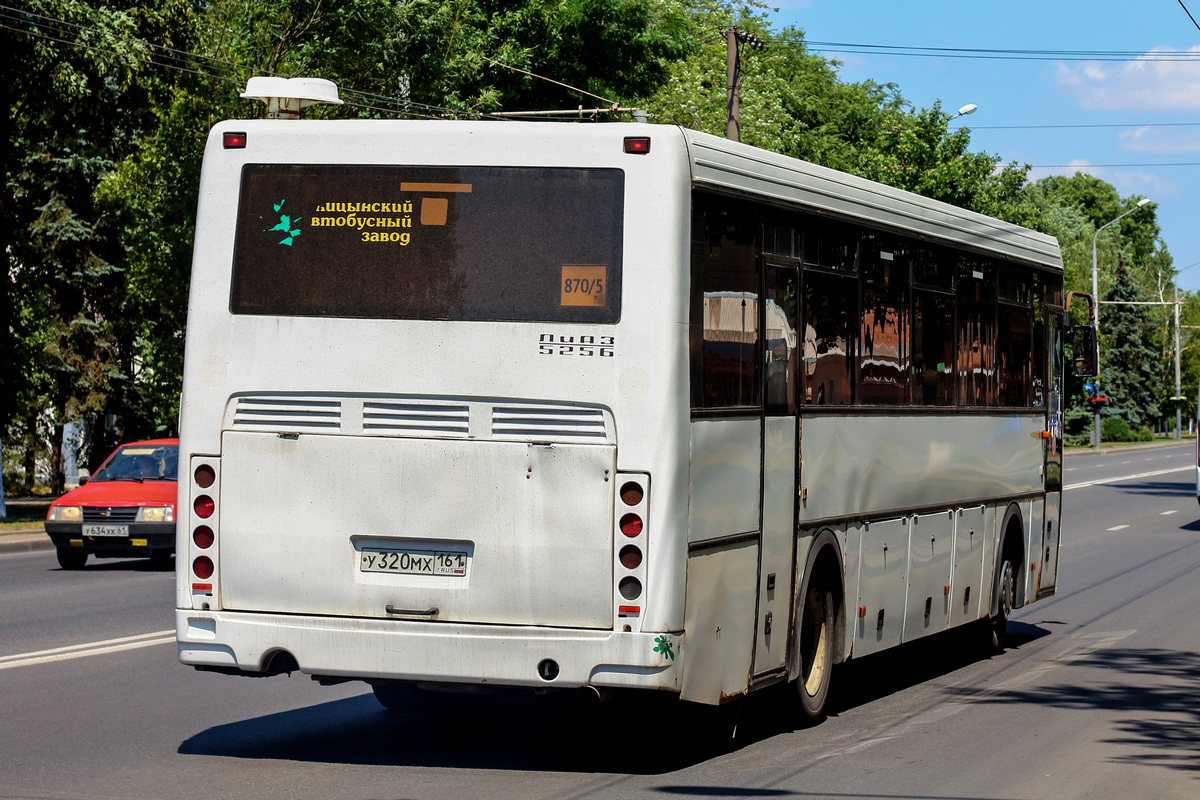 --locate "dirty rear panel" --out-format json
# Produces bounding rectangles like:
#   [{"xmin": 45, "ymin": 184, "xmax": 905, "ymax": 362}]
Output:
[{"xmin": 218, "ymin": 428, "xmax": 616, "ymax": 628}]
